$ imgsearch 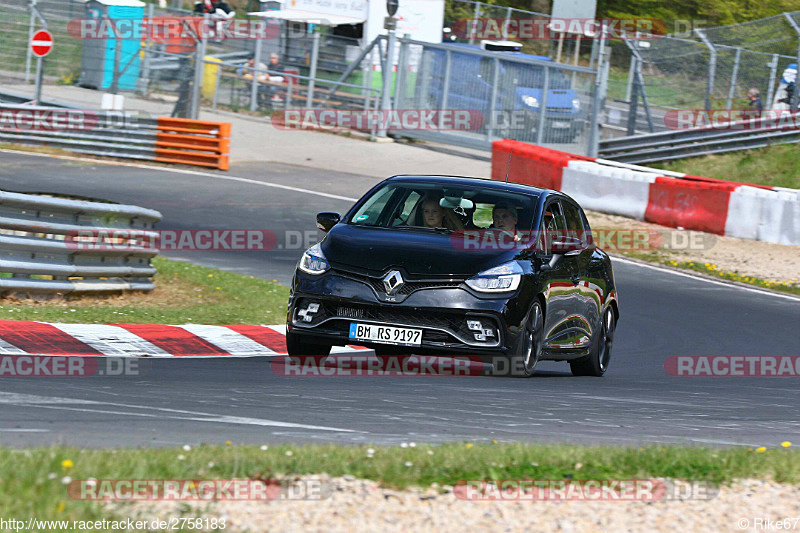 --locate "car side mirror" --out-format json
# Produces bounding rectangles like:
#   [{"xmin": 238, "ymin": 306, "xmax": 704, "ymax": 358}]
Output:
[
  {"xmin": 316, "ymin": 212, "xmax": 340, "ymax": 232},
  {"xmin": 551, "ymin": 236, "xmax": 583, "ymax": 255}
]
